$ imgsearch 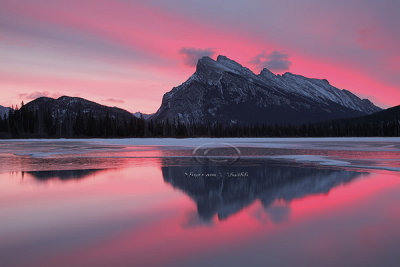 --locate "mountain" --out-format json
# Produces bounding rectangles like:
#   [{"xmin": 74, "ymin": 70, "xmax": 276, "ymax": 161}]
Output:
[
  {"xmin": 152, "ymin": 55, "xmax": 381, "ymax": 125},
  {"xmin": 353, "ymin": 105, "xmax": 400, "ymax": 123},
  {"xmin": 0, "ymin": 105, "xmax": 10, "ymax": 118},
  {"xmin": 24, "ymin": 96, "xmax": 134, "ymax": 122},
  {"xmin": 321, "ymin": 104, "xmax": 400, "ymax": 136},
  {"xmin": 133, "ymin": 112, "xmax": 152, "ymax": 120},
  {"xmin": 10, "ymin": 96, "xmax": 140, "ymax": 137}
]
